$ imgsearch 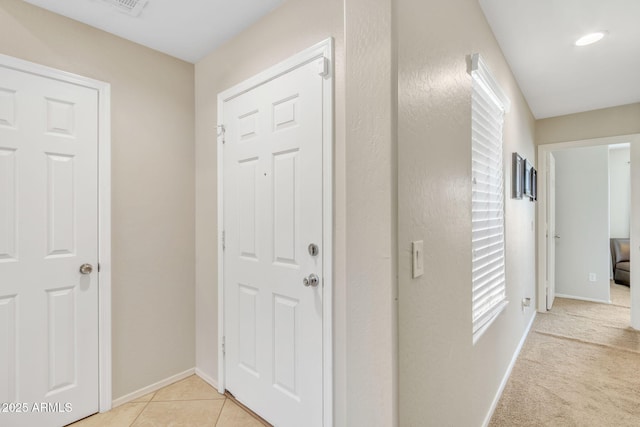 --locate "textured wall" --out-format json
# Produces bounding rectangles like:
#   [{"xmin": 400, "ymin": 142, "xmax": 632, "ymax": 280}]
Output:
[
  {"xmin": 397, "ymin": 0, "xmax": 537, "ymax": 425},
  {"xmin": 537, "ymin": 103, "xmax": 640, "ymax": 145},
  {"xmin": 0, "ymin": 0, "xmax": 195, "ymax": 400},
  {"xmin": 344, "ymin": 0, "xmax": 396, "ymax": 425}
]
